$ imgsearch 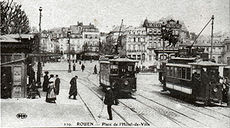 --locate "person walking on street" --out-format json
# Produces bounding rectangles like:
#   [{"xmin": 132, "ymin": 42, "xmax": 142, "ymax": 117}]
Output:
[
  {"xmin": 73, "ymin": 63, "xmax": 76, "ymax": 71},
  {"xmin": 43, "ymin": 71, "xmax": 49, "ymax": 92},
  {"xmin": 104, "ymin": 87, "xmax": 115, "ymax": 120},
  {"xmin": 94, "ymin": 65, "xmax": 97, "ymax": 74},
  {"xmin": 55, "ymin": 75, "xmax": 60, "ymax": 95},
  {"xmin": 46, "ymin": 74, "xmax": 56, "ymax": 103},
  {"xmin": 112, "ymin": 82, "xmax": 119, "ymax": 105},
  {"xmin": 81, "ymin": 64, "xmax": 85, "ymax": 72},
  {"xmin": 69, "ymin": 76, "xmax": 78, "ymax": 99}
]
